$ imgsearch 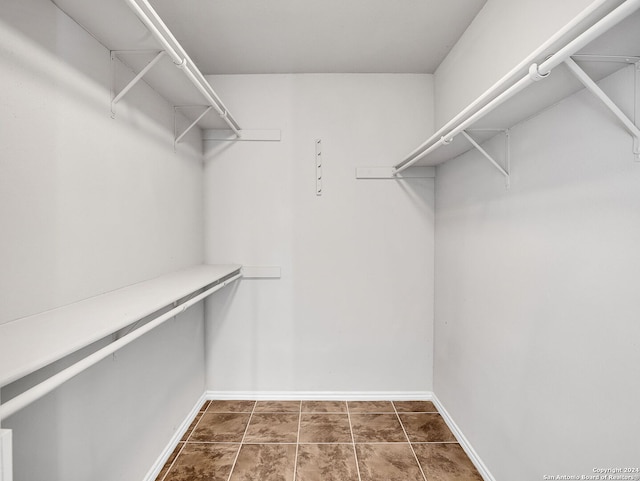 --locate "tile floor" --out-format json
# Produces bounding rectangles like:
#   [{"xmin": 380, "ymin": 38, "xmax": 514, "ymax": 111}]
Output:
[{"xmin": 155, "ymin": 400, "xmax": 483, "ymax": 481}]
